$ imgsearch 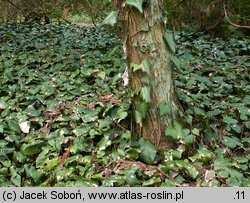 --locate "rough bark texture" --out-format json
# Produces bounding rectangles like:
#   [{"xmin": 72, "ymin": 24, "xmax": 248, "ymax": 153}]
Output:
[{"xmin": 115, "ymin": 0, "xmax": 179, "ymax": 149}]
